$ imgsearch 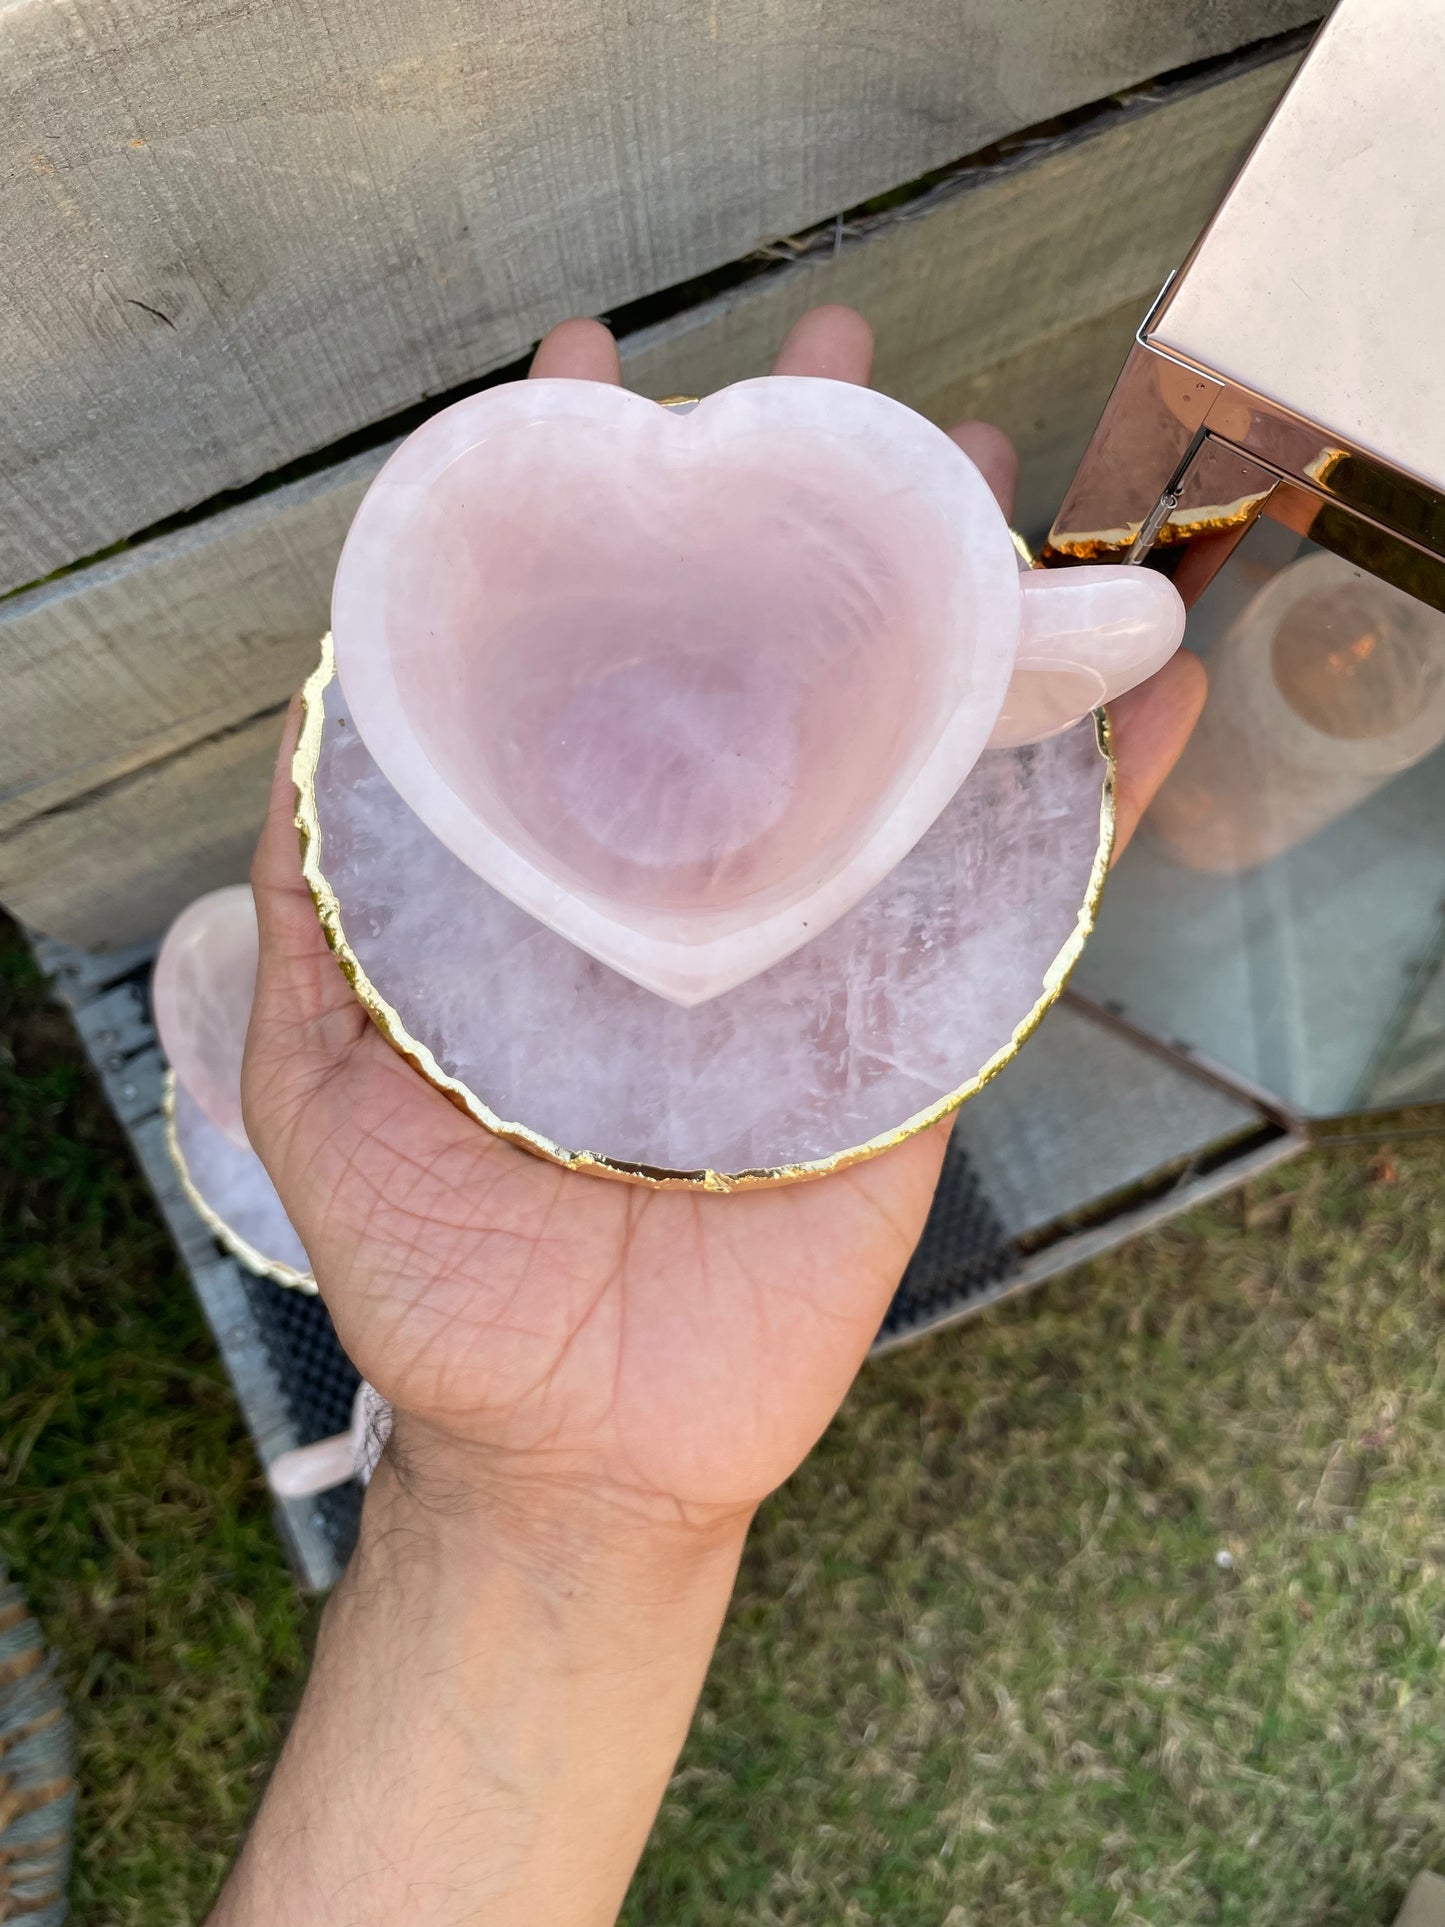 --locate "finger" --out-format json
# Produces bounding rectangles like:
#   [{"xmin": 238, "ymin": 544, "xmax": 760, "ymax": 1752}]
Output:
[
  {"xmin": 1107, "ymin": 650, "xmax": 1208, "ymax": 859},
  {"xmin": 529, "ymin": 317, "xmax": 622, "ymax": 383},
  {"xmin": 946, "ymin": 420, "xmax": 1018, "ymax": 522},
  {"xmin": 770, "ymin": 305, "xmax": 874, "ymax": 384}
]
